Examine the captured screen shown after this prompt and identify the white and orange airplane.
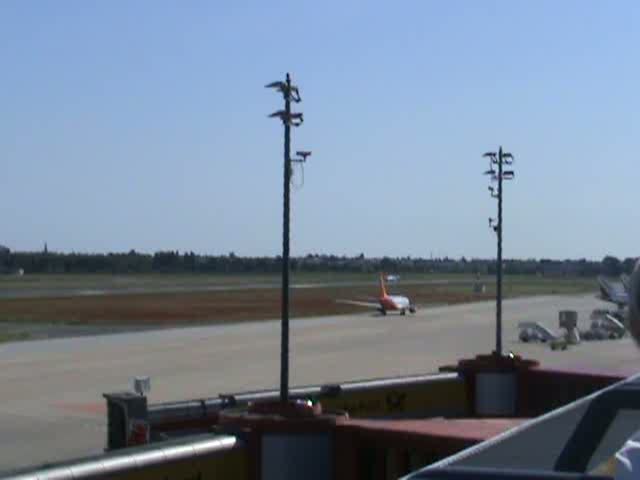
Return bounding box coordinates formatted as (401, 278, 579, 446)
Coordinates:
(338, 273, 416, 316)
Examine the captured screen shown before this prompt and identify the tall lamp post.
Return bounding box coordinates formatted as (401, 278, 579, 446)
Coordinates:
(266, 73, 311, 403)
(483, 147, 515, 356)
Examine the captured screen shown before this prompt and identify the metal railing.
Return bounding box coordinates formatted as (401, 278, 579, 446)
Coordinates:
(0, 435, 242, 480)
(148, 372, 463, 427)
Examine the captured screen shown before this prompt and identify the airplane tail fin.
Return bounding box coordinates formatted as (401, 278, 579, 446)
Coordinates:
(379, 273, 388, 297)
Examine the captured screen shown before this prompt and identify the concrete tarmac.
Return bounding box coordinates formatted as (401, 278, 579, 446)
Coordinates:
(1, 294, 639, 473)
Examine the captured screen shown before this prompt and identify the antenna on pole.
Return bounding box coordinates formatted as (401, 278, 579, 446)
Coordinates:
(483, 146, 516, 356)
(266, 73, 311, 404)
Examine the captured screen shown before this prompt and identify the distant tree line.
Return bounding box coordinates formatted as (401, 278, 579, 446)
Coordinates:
(0, 247, 635, 277)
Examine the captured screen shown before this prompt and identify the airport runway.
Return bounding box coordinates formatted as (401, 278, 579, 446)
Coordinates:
(0, 278, 467, 299)
(1, 294, 639, 473)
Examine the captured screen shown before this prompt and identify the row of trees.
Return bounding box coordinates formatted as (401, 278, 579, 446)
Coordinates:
(0, 248, 635, 276)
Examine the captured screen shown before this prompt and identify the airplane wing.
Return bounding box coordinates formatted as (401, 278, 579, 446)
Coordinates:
(336, 299, 381, 309)
(621, 274, 631, 292)
(598, 275, 628, 305)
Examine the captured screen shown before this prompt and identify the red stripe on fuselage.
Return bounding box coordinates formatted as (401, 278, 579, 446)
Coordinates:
(380, 296, 399, 310)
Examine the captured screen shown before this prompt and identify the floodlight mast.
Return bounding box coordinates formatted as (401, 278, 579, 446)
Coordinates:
(483, 146, 515, 356)
(266, 73, 309, 404)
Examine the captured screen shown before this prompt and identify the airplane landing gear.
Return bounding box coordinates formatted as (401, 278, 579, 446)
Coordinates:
(409, 307, 416, 314)
(379, 308, 387, 316)
(400, 309, 406, 316)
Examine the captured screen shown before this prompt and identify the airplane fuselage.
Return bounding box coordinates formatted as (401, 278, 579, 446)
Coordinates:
(379, 294, 414, 315)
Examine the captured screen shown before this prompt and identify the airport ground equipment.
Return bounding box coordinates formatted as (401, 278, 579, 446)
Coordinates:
(559, 311, 581, 345)
(518, 322, 559, 344)
(582, 310, 627, 341)
(517, 321, 569, 351)
(601, 314, 626, 338)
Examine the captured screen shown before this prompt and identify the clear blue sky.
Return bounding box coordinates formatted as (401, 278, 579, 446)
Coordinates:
(0, 1, 637, 260)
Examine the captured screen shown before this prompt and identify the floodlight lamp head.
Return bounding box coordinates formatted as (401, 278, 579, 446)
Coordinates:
(265, 81, 286, 90)
(268, 110, 286, 118)
(502, 153, 514, 160)
(503, 171, 515, 179)
(289, 112, 304, 126)
(296, 150, 312, 159)
(483, 169, 496, 176)
(290, 86, 302, 102)
(483, 152, 497, 159)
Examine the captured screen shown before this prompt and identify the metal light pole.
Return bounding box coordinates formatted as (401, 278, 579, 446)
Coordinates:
(483, 147, 515, 356)
(266, 74, 310, 403)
